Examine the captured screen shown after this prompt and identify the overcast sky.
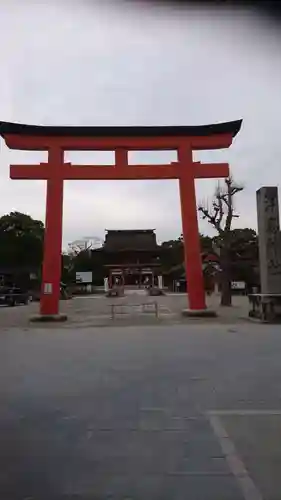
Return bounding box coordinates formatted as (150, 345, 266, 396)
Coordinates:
(0, 0, 280, 248)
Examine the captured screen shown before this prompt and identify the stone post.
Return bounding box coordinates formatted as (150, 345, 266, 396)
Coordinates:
(158, 275, 163, 290)
(257, 187, 281, 294)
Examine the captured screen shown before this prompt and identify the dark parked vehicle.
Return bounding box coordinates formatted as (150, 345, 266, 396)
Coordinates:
(0, 286, 30, 307)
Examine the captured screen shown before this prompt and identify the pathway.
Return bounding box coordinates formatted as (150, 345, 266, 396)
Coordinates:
(0, 323, 280, 498)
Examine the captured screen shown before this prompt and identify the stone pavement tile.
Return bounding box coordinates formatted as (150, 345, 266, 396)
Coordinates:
(59, 474, 244, 500)
(170, 456, 231, 475)
(222, 414, 281, 459)
(245, 462, 281, 500)
(137, 409, 195, 431)
(222, 414, 281, 500)
(0, 422, 236, 499)
(74, 430, 184, 473)
(163, 475, 245, 500)
(181, 435, 226, 459)
(137, 412, 218, 433)
(62, 475, 167, 500)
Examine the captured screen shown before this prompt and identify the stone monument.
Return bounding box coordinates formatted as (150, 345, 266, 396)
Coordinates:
(104, 277, 109, 293)
(257, 187, 281, 294)
(158, 275, 163, 290)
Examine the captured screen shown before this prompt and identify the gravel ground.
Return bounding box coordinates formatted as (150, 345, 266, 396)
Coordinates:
(0, 293, 250, 329)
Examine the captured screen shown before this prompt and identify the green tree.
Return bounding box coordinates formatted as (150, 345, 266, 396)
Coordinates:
(160, 233, 215, 278)
(200, 234, 214, 254)
(0, 212, 44, 271)
(161, 235, 184, 271)
(227, 228, 259, 285)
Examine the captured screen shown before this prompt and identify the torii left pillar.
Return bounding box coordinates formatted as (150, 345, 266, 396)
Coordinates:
(40, 147, 65, 318)
(178, 146, 206, 312)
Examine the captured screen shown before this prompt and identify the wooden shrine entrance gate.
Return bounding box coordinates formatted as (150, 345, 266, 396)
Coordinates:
(0, 120, 242, 319)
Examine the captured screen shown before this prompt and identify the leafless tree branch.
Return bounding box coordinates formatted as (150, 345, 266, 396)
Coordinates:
(198, 176, 244, 306)
(198, 177, 243, 234)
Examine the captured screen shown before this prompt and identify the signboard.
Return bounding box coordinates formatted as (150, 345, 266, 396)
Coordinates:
(231, 281, 245, 290)
(43, 283, 52, 294)
(141, 269, 153, 274)
(104, 278, 109, 292)
(76, 271, 92, 283)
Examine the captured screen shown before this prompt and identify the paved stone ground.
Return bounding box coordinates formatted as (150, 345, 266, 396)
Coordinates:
(1, 315, 281, 499)
(0, 292, 250, 329)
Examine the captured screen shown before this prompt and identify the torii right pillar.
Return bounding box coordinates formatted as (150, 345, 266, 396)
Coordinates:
(177, 123, 243, 317)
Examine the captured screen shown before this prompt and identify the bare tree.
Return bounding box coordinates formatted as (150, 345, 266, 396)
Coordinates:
(67, 236, 103, 257)
(198, 177, 243, 306)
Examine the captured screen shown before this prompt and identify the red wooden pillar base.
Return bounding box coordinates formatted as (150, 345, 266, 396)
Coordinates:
(40, 149, 64, 317)
(179, 147, 206, 311)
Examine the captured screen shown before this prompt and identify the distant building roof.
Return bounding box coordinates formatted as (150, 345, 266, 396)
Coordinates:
(105, 229, 155, 233)
(104, 229, 158, 252)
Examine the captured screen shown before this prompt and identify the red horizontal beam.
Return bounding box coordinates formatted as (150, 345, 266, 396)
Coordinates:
(10, 164, 50, 179)
(10, 163, 181, 180)
(63, 164, 181, 180)
(190, 133, 233, 150)
(4, 134, 188, 151)
(10, 162, 230, 181)
(194, 162, 229, 179)
(4, 132, 234, 152)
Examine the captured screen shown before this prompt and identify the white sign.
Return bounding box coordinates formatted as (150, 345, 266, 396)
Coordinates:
(76, 271, 92, 283)
(231, 281, 246, 290)
(158, 275, 163, 289)
(44, 283, 52, 294)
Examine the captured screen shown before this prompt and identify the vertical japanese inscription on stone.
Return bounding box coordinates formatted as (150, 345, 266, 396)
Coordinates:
(257, 187, 281, 293)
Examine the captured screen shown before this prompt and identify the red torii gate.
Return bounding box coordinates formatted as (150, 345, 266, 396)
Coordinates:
(0, 120, 242, 320)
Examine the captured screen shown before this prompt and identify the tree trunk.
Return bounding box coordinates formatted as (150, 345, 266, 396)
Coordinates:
(220, 248, 232, 306)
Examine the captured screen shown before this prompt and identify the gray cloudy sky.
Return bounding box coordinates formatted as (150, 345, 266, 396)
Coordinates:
(0, 0, 280, 247)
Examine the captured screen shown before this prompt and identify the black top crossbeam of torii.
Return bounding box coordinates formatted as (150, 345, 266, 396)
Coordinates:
(0, 120, 242, 138)
(0, 120, 242, 151)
